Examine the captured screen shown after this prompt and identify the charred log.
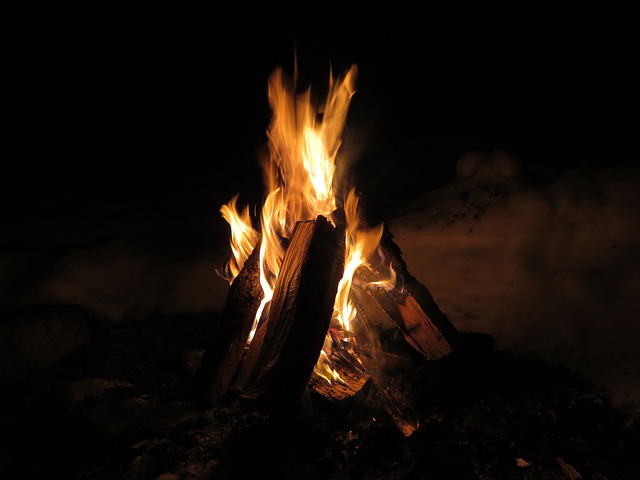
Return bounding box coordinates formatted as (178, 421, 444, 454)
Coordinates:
(355, 270, 454, 361)
(332, 203, 460, 358)
(235, 216, 345, 417)
(378, 221, 461, 354)
(195, 247, 263, 404)
(308, 330, 372, 404)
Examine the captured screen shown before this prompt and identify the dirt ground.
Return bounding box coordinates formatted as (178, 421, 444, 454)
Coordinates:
(1, 312, 639, 480)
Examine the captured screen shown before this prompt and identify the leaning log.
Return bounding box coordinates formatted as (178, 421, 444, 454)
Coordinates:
(235, 215, 345, 417)
(333, 203, 460, 359)
(195, 246, 263, 404)
(356, 268, 454, 361)
(378, 222, 461, 354)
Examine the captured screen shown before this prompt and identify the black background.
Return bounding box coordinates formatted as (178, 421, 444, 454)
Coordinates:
(7, 6, 639, 214)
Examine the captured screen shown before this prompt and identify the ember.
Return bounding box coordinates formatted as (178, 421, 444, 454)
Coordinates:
(196, 64, 460, 428)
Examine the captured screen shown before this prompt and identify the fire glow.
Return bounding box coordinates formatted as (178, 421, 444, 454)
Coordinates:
(219, 64, 392, 383)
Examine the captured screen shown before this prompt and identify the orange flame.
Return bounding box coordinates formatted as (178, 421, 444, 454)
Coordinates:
(334, 189, 384, 336)
(219, 63, 387, 382)
(219, 194, 259, 282)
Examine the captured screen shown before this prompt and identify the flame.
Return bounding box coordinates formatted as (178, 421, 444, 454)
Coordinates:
(219, 62, 389, 382)
(219, 194, 259, 282)
(334, 189, 384, 336)
(263, 65, 357, 228)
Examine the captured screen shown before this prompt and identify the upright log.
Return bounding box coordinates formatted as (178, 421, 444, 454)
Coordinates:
(235, 215, 345, 417)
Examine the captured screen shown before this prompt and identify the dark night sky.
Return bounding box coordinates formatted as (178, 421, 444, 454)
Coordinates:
(7, 7, 638, 214)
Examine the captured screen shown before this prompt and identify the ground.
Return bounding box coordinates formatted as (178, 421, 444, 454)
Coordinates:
(4, 11, 639, 480)
(1, 311, 638, 480)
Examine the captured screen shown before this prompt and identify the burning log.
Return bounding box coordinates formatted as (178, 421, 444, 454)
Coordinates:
(234, 216, 345, 416)
(308, 329, 372, 403)
(379, 224, 461, 355)
(196, 246, 264, 404)
(354, 226, 460, 361)
(197, 216, 346, 416)
(337, 206, 460, 361)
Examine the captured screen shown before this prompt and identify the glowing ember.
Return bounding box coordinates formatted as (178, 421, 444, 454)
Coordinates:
(219, 63, 392, 383)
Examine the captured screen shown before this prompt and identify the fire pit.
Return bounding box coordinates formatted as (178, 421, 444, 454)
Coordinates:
(195, 64, 460, 432)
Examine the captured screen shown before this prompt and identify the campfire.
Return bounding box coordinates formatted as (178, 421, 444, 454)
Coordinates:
(196, 64, 460, 434)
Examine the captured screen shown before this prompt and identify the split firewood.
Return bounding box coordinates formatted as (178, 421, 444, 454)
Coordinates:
(355, 268, 454, 361)
(308, 366, 370, 404)
(196, 246, 263, 404)
(376, 222, 461, 355)
(352, 229, 459, 361)
(234, 216, 345, 417)
(307, 281, 413, 405)
(333, 204, 460, 359)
